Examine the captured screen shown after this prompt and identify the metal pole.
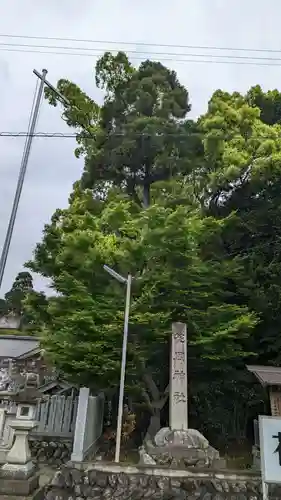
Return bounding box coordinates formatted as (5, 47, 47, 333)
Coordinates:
(33, 69, 70, 106)
(115, 273, 132, 463)
(0, 69, 47, 290)
(262, 480, 268, 500)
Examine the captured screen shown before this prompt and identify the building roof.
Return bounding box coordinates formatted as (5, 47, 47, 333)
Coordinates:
(246, 365, 281, 386)
(39, 379, 77, 394)
(0, 335, 40, 359)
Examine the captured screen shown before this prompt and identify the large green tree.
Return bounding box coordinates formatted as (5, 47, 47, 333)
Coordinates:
(26, 183, 257, 438)
(198, 88, 281, 366)
(45, 52, 201, 208)
(4, 271, 33, 320)
(26, 55, 269, 447)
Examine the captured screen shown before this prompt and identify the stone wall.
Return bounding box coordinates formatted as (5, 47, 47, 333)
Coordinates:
(29, 436, 72, 466)
(44, 462, 281, 499)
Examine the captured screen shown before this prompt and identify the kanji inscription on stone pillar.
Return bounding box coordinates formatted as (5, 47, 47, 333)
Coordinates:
(169, 322, 188, 431)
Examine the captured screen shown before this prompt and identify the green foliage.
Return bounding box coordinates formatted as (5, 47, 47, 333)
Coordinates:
(0, 272, 44, 334)
(199, 88, 281, 367)
(190, 367, 266, 449)
(2, 271, 33, 318)
(0, 298, 7, 316)
(26, 185, 257, 397)
(197, 90, 281, 209)
(26, 53, 281, 445)
(45, 52, 201, 208)
(86, 54, 198, 208)
(95, 51, 135, 95)
(247, 85, 281, 125)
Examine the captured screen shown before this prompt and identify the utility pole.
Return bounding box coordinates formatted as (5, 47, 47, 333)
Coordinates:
(33, 69, 70, 106)
(0, 68, 71, 293)
(0, 69, 48, 291)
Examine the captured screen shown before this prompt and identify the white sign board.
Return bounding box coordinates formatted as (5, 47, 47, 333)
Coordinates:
(259, 415, 281, 484)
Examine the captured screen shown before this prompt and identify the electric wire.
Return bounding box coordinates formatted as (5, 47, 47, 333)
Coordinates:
(2, 42, 281, 63)
(1, 131, 281, 140)
(1, 33, 281, 54)
(1, 45, 281, 67)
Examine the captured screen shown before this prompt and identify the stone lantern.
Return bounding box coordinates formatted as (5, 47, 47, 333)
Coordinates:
(0, 362, 42, 496)
(2, 390, 39, 477)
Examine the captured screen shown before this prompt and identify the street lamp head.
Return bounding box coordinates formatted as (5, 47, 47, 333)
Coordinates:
(103, 265, 127, 284)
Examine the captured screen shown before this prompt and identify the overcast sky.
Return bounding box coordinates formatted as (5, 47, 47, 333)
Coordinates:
(0, 0, 280, 296)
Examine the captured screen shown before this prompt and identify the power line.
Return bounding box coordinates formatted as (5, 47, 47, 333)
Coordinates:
(1, 131, 281, 140)
(3, 42, 281, 63)
(2, 46, 281, 67)
(0, 33, 281, 54)
(0, 132, 79, 137)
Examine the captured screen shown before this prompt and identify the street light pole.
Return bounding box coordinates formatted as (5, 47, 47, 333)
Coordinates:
(103, 265, 132, 463)
(115, 272, 132, 463)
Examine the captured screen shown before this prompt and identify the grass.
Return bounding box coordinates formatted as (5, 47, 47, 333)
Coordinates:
(0, 328, 36, 336)
(0, 328, 21, 335)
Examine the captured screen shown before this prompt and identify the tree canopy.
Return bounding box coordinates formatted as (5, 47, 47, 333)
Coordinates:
(0, 271, 33, 319)
(198, 89, 281, 364)
(45, 52, 201, 208)
(24, 52, 281, 448)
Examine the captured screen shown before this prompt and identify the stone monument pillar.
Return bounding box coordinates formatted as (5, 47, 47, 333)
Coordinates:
(139, 322, 221, 468)
(170, 322, 188, 431)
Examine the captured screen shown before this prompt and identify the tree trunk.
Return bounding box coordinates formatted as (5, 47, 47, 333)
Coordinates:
(143, 162, 150, 208)
(144, 411, 161, 443)
(143, 182, 150, 208)
(141, 371, 169, 443)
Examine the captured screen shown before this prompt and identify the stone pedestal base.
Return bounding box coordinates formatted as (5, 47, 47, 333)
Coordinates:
(0, 446, 9, 466)
(0, 420, 38, 496)
(0, 468, 39, 495)
(2, 459, 36, 479)
(5, 419, 36, 466)
(139, 427, 221, 468)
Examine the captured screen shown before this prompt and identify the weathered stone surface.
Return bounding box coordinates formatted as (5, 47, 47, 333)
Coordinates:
(139, 323, 220, 471)
(42, 463, 281, 499)
(51, 470, 66, 488)
(29, 437, 72, 465)
(0, 472, 39, 495)
(142, 428, 220, 469)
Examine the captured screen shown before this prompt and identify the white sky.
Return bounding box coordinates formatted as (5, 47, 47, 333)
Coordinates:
(0, 0, 280, 295)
